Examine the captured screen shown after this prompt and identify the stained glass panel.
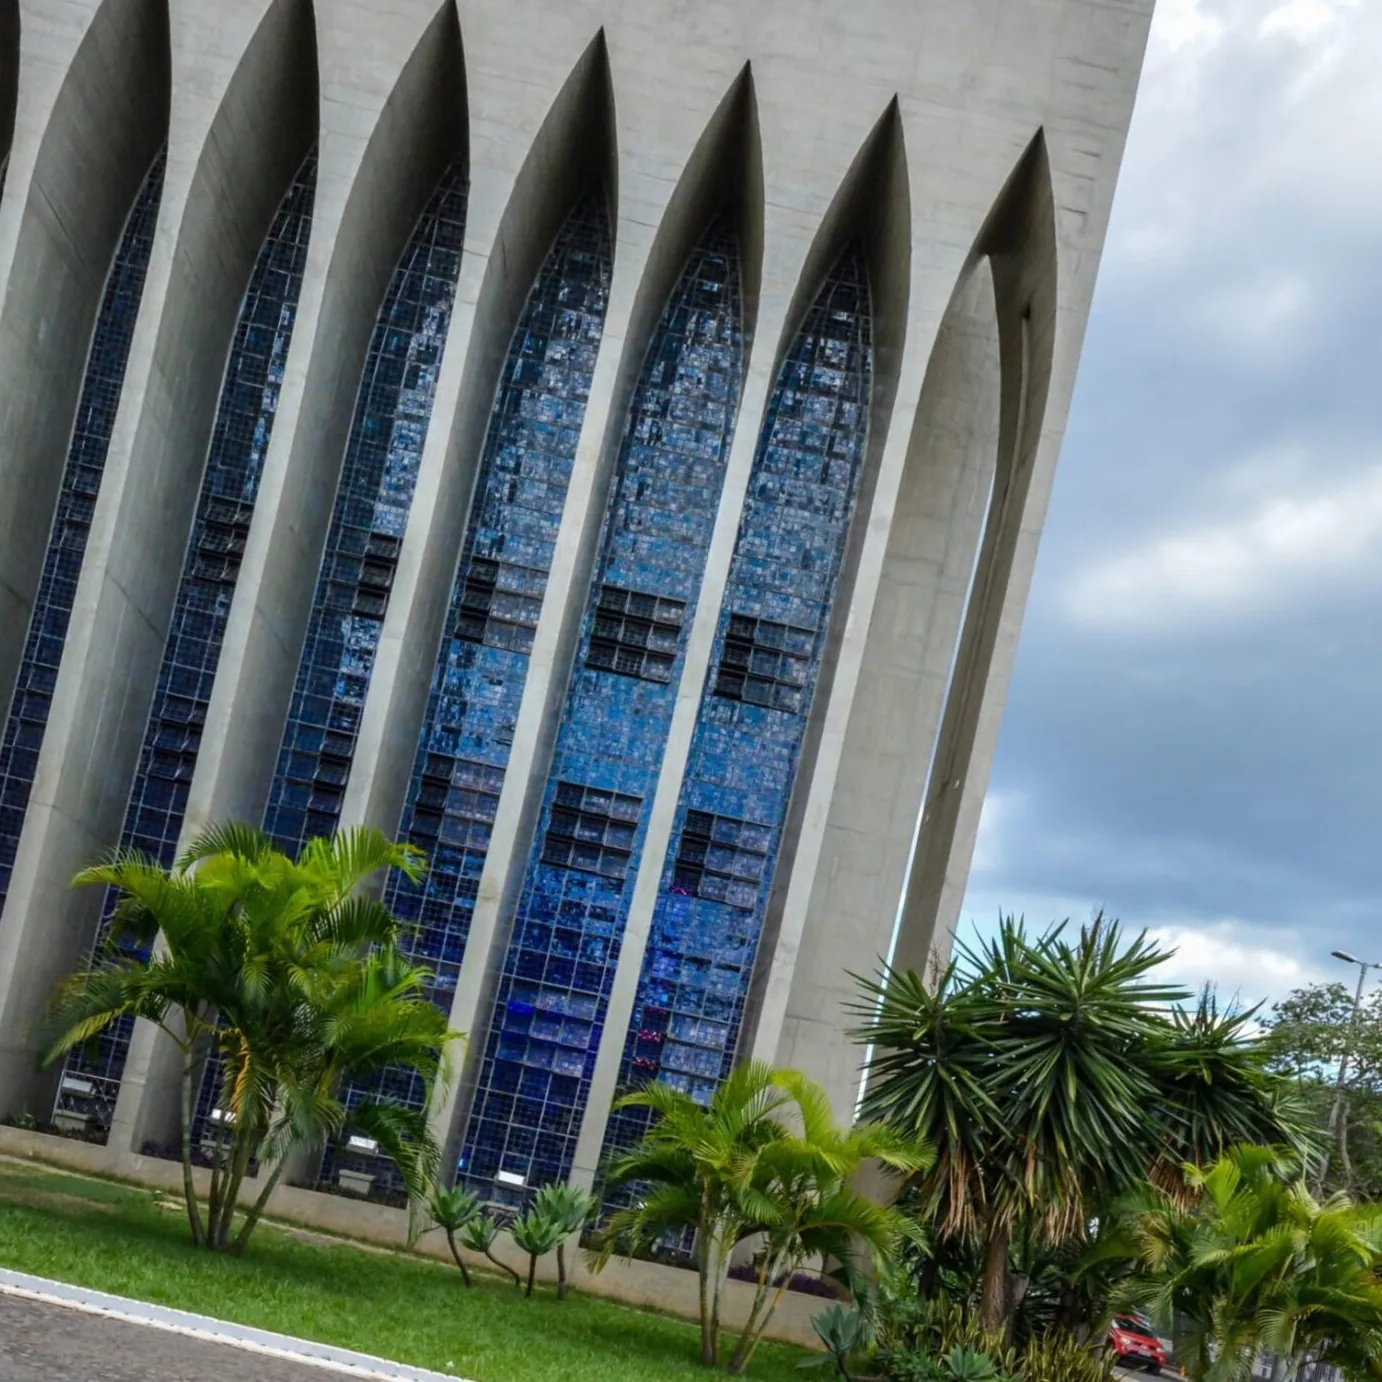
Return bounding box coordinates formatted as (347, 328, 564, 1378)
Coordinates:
(457, 219, 745, 1199)
(602, 247, 872, 1162)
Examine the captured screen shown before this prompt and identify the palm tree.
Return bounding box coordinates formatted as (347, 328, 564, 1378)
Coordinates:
(854, 917, 1301, 1334)
(43, 823, 459, 1252)
(724, 1071, 930, 1374)
(595, 1061, 807, 1367)
(1117, 1146, 1382, 1382)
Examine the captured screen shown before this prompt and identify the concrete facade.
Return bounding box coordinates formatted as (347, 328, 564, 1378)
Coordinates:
(0, 0, 1152, 1216)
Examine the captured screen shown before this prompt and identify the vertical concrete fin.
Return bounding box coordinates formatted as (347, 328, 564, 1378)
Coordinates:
(0, 0, 170, 731)
(350, 25, 620, 846)
(892, 128, 1058, 980)
(189, 0, 470, 838)
(733, 98, 912, 1072)
(0, 0, 17, 190)
(51, 0, 324, 1149)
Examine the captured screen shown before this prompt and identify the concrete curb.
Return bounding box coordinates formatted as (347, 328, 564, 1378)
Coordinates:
(0, 1267, 473, 1381)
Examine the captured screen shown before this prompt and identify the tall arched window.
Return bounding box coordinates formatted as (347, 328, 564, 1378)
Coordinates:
(603, 247, 872, 1158)
(322, 191, 614, 1195)
(458, 219, 745, 1198)
(0, 149, 167, 918)
(55, 151, 319, 1132)
(261, 162, 468, 859)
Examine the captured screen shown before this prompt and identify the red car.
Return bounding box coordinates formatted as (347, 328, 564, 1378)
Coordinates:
(1108, 1315, 1168, 1373)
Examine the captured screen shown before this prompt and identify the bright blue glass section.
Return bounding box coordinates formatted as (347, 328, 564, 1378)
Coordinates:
(321, 193, 614, 1194)
(0, 149, 167, 920)
(602, 246, 872, 1158)
(54, 151, 319, 1133)
(458, 220, 745, 1198)
(262, 162, 469, 860)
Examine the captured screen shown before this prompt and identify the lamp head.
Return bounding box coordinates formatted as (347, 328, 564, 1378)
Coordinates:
(1334, 950, 1362, 965)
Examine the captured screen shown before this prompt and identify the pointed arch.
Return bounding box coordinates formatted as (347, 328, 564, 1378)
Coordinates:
(351, 29, 621, 853)
(893, 130, 1058, 968)
(260, 1, 470, 861)
(49, 0, 323, 1139)
(0, 0, 170, 731)
(598, 102, 912, 1140)
(200, 0, 470, 844)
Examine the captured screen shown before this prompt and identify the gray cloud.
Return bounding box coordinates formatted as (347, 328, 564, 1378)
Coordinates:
(958, 0, 1382, 1003)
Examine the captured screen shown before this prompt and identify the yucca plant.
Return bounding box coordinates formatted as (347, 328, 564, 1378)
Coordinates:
(511, 1205, 564, 1298)
(430, 1185, 482, 1287)
(533, 1182, 596, 1300)
(461, 1210, 521, 1289)
(854, 917, 1302, 1333)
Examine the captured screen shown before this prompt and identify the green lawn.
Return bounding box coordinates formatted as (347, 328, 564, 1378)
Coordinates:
(0, 1159, 810, 1382)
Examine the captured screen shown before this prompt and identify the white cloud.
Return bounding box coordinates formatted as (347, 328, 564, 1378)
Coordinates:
(1063, 460, 1382, 629)
(1145, 919, 1330, 1006)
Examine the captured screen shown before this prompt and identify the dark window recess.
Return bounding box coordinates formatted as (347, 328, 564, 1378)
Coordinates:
(353, 533, 401, 619)
(714, 614, 813, 713)
(192, 498, 254, 586)
(454, 557, 546, 652)
(670, 809, 770, 910)
(410, 756, 504, 846)
(586, 585, 685, 683)
(542, 781, 642, 880)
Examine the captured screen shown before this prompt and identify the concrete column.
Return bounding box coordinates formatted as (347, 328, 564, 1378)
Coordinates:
(0, 0, 328, 1121)
(114, 0, 471, 1150)
(0, 0, 16, 181)
(0, 0, 169, 739)
(341, 28, 617, 852)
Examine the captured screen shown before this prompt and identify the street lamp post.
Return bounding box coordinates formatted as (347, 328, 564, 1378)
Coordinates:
(1324, 950, 1380, 1190)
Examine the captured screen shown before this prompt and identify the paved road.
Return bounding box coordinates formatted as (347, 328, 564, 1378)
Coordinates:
(0, 1294, 341, 1381)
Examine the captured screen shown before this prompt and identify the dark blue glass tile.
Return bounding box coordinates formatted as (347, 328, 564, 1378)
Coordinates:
(602, 246, 872, 1161)
(323, 193, 612, 1195)
(54, 151, 319, 1132)
(262, 162, 469, 862)
(457, 219, 745, 1200)
(0, 149, 166, 926)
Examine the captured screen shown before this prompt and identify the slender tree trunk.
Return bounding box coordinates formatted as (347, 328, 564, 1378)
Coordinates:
(206, 1128, 227, 1249)
(697, 1234, 718, 1366)
(178, 1040, 205, 1247)
(214, 1124, 255, 1249)
(486, 1246, 522, 1290)
(444, 1228, 472, 1288)
(729, 1253, 794, 1375)
(525, 1253, 537, 1298)
(979, 1218, 1013, 1336)
(232, 1150, 290, 1254)
(556, 1242, 568, 1301)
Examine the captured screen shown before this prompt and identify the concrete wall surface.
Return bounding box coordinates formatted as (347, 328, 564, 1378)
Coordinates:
(0, 0, 1152, 1281)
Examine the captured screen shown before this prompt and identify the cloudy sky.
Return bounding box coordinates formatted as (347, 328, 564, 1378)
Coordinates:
(958, 0, 1382, 1009)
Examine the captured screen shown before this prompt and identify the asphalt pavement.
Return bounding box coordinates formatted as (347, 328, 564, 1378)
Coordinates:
(0, 1293, 354, 1381)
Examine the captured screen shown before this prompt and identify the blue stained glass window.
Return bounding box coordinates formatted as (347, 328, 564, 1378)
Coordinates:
(262, 162, 469, 860)
(0, 149, 166, 921)
(457, 219, 745, 1199)
(601, 246, 872, 1160)
(320, 194, 613, 1193)
(53, 151, 319, 1133)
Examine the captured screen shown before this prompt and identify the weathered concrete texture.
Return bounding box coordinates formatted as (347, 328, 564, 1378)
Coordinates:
(0, 0, 1151, 1262)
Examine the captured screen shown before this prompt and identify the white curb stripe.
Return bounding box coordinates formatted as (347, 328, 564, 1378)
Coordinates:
(0, 1268, 473, 1382)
